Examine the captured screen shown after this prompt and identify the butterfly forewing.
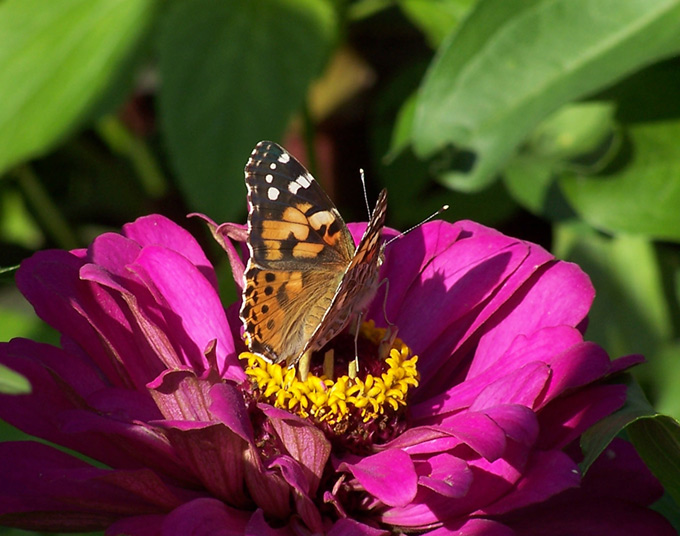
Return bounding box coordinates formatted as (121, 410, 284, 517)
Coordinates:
(241, 141, 386, 366)
(244, 142, 354, 269)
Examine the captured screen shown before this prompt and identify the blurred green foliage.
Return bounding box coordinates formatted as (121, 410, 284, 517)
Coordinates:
(2, 0, 680, 532)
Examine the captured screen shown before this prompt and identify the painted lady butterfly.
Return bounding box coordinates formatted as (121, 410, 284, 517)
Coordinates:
(240, 141, 386, 369)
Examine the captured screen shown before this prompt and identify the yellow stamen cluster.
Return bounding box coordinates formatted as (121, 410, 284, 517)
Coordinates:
(240, 322, 419, 426)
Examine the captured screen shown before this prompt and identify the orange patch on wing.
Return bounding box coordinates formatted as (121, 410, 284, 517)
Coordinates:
(294, 202, 313, 214)
(263, 240, 283, 261)
(261, 220, 309, 241)
(282, 206, 309, 225)
(292, 242, 325, 258)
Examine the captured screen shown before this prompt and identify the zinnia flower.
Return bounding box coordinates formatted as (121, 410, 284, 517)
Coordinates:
(0, 213, 672, 535)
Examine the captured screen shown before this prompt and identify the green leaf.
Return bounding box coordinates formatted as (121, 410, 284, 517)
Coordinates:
(628, 415, 680, 505)
(519, 101, 617, 163)
(554, 222, 672, 361)
(0, 364, 30, 395)
(412, 0, 680, 192)
(649, 341, 680, 418)
(559, 119, 680, 241)
(398, 0, 474, 48)
(581, 377, 654, 474)
(0, 189, 43, 249)
(504, 101, 617, 216)
(158, 0, 336, 222)
(0, 0, 158, 175)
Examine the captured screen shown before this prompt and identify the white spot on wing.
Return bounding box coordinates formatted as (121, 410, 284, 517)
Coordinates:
(278, 152, 290, 163)
(288, 182, 301, 194)
(265, 174, 274, 183)
(267, 187, 280, 200)
(270, 163, 277, 170)
(296, 175, 311, 188)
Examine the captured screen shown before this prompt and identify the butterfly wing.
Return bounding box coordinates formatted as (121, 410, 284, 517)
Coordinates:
(241, 141, 356, 364)
(300, 188, 387, 356)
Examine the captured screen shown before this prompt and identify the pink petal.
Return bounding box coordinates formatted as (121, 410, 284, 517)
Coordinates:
(470, 260, 593, 377)
(159, 498, 249, 536)
(0, 441, 190, 532)
(106, 515, 163, 536)
(481, 450, 580, 514)
(122, 214, 219, 291)
(538, 384, 627, 449)
(130, 246, 242, 379)
(245, 509, 294, 536)
(261, 405, 331, 494)
(327, 518, 390, 535)
(417, 453, 472, 498)
(426, 518, 514, 536)
(339, 449, 417, 507)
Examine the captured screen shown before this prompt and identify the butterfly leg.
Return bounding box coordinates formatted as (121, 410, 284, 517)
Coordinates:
(349, 311, 365, 379)
(298, 349, 312, 381)
(323, 349, 335, 379)
(375, 277, 399, 360)
(377, 277, 394, 328)
(378, 324, 399, 360)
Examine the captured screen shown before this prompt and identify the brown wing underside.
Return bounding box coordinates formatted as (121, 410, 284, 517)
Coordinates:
(241, 267, 343, 364)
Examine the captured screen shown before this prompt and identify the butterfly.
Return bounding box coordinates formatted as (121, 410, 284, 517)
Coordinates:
(240, 140, 387, 369)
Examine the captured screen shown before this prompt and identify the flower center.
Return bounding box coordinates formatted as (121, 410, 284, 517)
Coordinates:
(239, 321, 419, 450)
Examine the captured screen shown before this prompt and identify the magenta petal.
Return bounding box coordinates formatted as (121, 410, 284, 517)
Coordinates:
(0, 441, 189, 532)
(393, 234, 530, 361)
(480, 405, 539, 446)
(209, 382, 256, 444)
(435, 411, 507, 461)
(417, 453, 472, 498)
(339, 449, 417, 507)
(0, 341, 175, 472)
(471, 260, 594, 377)
(149, 368, 214, 421)
(481, 450, 580, 514)
(328, 518, 390, 536)
(412, 326, 585, 419)
(469, 361, 551, 411)
(160, 498, 249, 536)
(106, 515, 163, 536)
(122, 214, 219, 291)
(159, 423, 250, 508)
(356, 220, 462, 323)
(245, 509, 294, 536)
(130, 246, 242, 379)
(502, 499, 675, 536)
(270, 456, 323, 532)
(427, 518, 514, 536)
(380, 426, 469, 455)
(584, 439, 663, 504)
(16, 250, 131, 383)
(537, 342, 612, 408)
(261, 405, 331, 494)
(499, 440, 673, 535)
(244, 459, 292, 520)
(538, 384, 627, 449)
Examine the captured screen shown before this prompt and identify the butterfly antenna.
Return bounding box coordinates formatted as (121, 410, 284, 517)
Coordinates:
(359, 168, 372, 218)
(384, 204, 449, 249)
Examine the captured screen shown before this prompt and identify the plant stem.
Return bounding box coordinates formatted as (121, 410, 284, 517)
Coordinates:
(14, 165, 79, 250)
(97, 115, 168, 198)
